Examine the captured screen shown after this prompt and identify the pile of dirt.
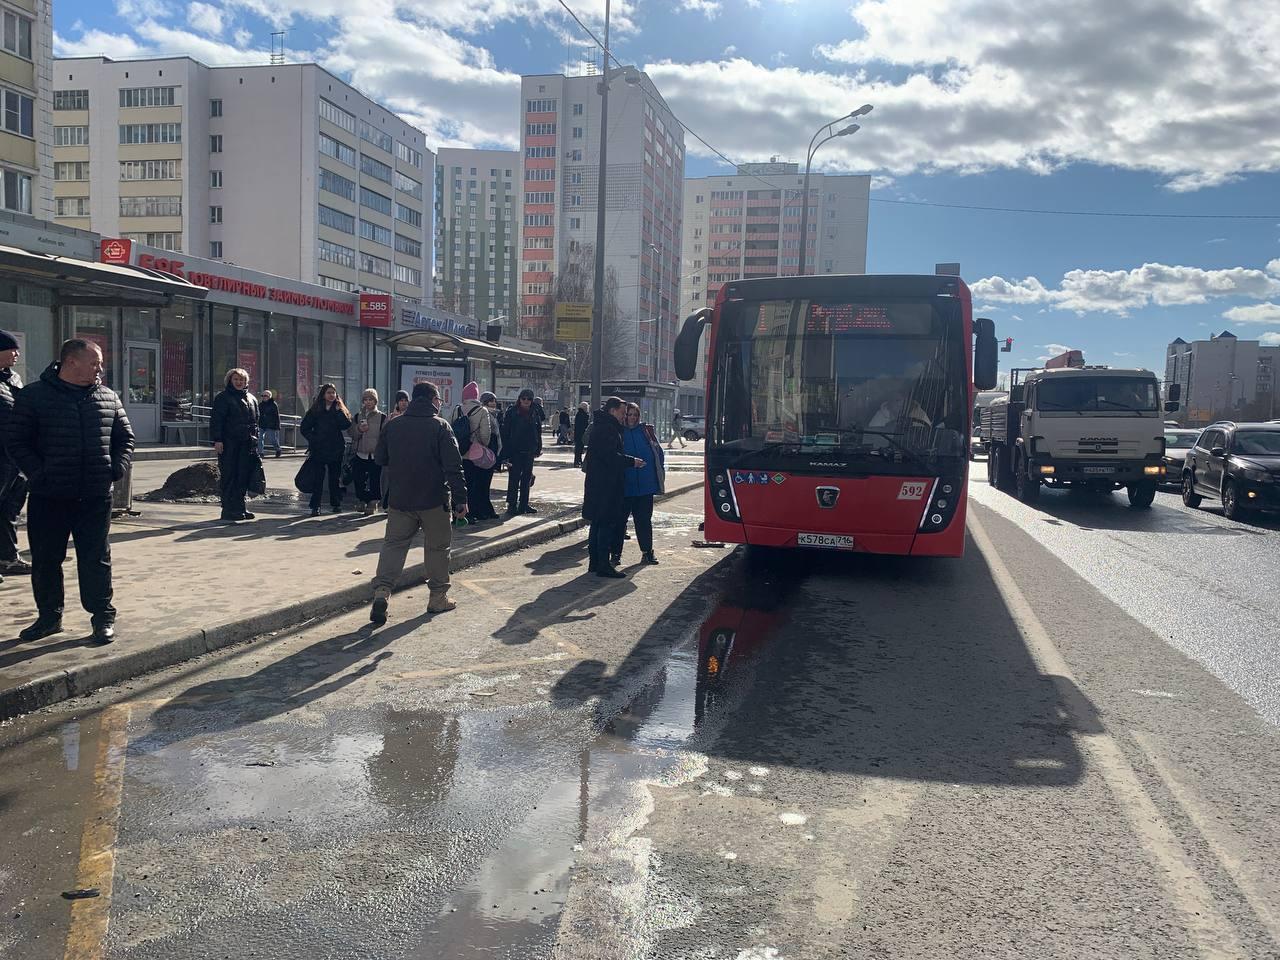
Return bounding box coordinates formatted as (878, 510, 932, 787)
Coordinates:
(153, 461, 220, 498)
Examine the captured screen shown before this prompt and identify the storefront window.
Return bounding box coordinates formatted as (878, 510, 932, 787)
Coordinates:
(238, 310, 265, 393)
(345, 325, 366, 408)
(160, 306, 195, 422)
(0, 281, 54, 382)
(322, 322, 346, 406)
(296, 319, 321, 411)
(122, 308, 160, 341)
(70, 306, 117, 388)
(267, 316, 296, 417)
(208, 304, 235, 400)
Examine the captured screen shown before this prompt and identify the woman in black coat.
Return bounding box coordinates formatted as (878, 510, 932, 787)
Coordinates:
(210, 368, 260, 523)
(300, 383, 352, 516)
(583, 397, 643, 578)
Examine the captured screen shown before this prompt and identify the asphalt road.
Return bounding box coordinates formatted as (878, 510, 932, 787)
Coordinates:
(2, 484, 1279, 959)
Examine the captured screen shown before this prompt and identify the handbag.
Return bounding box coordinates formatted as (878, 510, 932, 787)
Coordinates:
(247, 455, 267, 496)
(294, 456, 323, 495)
(465, 440, 497, 470)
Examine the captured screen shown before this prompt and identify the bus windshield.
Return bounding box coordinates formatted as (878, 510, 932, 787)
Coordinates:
(712, 297, 967, 470)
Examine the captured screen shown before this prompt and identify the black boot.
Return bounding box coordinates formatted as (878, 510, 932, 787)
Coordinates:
(642, 551, 659, 565)
(608, 552, 622, 567)
(19, 616, 63, 643)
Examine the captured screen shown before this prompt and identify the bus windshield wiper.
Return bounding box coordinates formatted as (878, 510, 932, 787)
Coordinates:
(858, 430, 936, 472)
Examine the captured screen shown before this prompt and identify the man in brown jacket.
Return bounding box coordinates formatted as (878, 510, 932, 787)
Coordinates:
(369, 381, 467, 624)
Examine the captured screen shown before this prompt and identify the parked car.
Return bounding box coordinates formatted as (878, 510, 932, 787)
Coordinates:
(680, 416, 706, 441)
(1181, 421, 1280, 520)
(1161, 429, 1200, 488)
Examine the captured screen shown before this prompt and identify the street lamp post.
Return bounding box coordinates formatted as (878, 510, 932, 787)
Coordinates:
(796, 104, 872, 276)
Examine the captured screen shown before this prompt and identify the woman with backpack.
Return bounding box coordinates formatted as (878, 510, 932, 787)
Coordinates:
(348, 388, 387, 516)
(300, 383, 352, 516)
(455, 382, 500, 524)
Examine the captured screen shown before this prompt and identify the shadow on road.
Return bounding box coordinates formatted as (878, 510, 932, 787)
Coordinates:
(1004, 485, 1267, 536)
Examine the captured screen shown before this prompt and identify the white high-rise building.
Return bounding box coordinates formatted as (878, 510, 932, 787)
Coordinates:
(0, 0, 53, 219)
(518, 68, 684, 385)
(51, 57, 433, 301)
(1166, 331, 1280, 425)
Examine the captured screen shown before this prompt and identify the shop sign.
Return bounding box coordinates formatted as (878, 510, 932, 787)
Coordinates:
(359, 293, 393, 328)
(398, 305, 475, 337)
(400, 364, 463, 408)
(100, 237, 132, 265)
(134, 254, 356, 317)
(0, 219, 94, 259)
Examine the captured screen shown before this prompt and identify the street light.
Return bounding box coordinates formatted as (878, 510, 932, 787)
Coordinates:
(797, 104, 872, 275)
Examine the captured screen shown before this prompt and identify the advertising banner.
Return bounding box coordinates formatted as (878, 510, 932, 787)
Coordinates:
(237, 350, 260, 391)
(100, 237, 132, 265)
(359, 293, 393, 328)
(400, 364, 463, 409)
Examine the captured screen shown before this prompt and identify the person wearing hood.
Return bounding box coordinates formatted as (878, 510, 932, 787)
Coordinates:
(348, 388, 387, 516)
(458, 381, 499, 524)
(4, 339, 134, 644)
(611, 402, 664, 566)
(500, 387, 542, 517)
(573, 401, 590, 468)
(211, 368, 261, 523)
(583, 397, 645, 578)
(0, 328, 30, 577)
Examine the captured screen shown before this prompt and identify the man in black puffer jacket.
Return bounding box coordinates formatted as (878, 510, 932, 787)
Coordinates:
(0, 328, 28, 580)
(4, 339, 135, 644)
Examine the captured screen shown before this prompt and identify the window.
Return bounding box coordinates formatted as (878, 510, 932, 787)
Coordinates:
(54, 89, 88, 111)
(55, 196, 89, 217)
(318, 238, 355, 268)
(695, 194, 704, 204)
(2, 11, 32, 59)
(526, 98, 557, 113)
(120, 87, 177, 108)
(524, 213, 552, 227)
(526, 168, 554, 181)
(319, 98, 357, 134)
(359, 220, 392, 246)
(319, 133, 355, 166)
(393, 170, 422, 199)
(524, 236, 553, 249)
(210, 241, 223, 258)
(360, 153, 393, 183)
(209, 169, 223, 189)
(209, 205, 223, 223)
(569, 171, 582, 185)
(320, 167, 356, 201)
(395, 142, 422, 168)
(359, 186, 392, 215)
(525, 146, 556, 158)
(1, 168, 30, 214)
(526, 122, 556, 136)
(573, 103, 583, 116)
(2, 89, 33, 137)
(319, 275, 356, 292)
(568, 149, 582, 161)
(118, 195, 182, 217)
(120, 159, 179, 180)
(572, 126, 583, 139)
(359, 121, 393, 153)
(569, 216, 581, 229)
(318, 204, 355, 234)
(54, 161, 90, 181)
(122, 232, 181, 251)
(359, 251, 392, 278)
(525, 191, 555, 205)
(571, 195, 582, 206)
(209, 134, 222, 153)
(395, 233, 422, 258)
(524, 282, 551, 295)
(210, 98, 222, 117)
(395, 203, 422, 227)
(393, 264, 421, 286)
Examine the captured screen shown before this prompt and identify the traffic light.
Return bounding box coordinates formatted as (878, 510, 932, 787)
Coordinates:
(1000, 337, 1013, 353)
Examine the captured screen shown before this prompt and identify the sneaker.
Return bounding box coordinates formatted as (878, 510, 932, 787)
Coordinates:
(310, 508, 321, 517)
(91, 618, 115, 644)
(239, 511, 256, 520)
(19, 616, 63, 643)
(427, 597, 457, 614)
(363, 502, 375, 517)
(0, 557, 33, 575)
(370, 597, 388, 626)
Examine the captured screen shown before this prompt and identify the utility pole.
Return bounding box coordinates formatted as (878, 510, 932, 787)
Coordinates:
(589, 0, 610, 412)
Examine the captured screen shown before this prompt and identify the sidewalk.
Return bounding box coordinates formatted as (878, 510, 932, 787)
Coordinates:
(0, 460, 702, 719)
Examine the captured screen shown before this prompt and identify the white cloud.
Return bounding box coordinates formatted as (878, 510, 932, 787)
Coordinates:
(722, 44, 737, 56)
(54, 28, 150, 58)
(1206, 237, 1227, 244)
(1260, 332, 1280, 346)
(1222, 303, 1280, 325)
(1040, 343, 1076, 355)
(681, 0, 721, 16)
(972, 261, 1280, 316)
(187, 1, 226, 35)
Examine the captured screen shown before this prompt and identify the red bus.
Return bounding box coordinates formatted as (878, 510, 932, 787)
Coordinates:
(674, 274, 998, 557)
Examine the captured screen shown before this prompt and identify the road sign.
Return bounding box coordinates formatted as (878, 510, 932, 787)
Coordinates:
(555, 302, 593, 341)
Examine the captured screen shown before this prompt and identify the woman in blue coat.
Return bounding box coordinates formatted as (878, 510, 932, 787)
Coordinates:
(611, 402, 665, 566)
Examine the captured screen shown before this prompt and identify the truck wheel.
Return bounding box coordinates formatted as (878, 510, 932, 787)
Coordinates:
(987, 449, 996, 486)
(1015, 459, 1041, 504)
(1222, 481, 1249, 522)
(994, 447, 1014, 492)
(1181, 473, 1202, 508)
(1127, 481, 1156, 509)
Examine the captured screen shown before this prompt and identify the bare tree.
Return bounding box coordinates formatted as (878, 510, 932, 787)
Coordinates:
(539, 242, 626, 402)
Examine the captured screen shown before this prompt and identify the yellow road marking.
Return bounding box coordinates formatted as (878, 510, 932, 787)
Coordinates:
(969, 513, 1244, 959)
(64, 703, 131, 960)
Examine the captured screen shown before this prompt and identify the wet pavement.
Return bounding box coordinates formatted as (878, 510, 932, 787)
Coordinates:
(2, 486, 1280, 958)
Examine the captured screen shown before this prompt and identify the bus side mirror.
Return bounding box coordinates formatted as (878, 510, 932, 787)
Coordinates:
(674, 309, 711, 381)
(1166, 384, 1181, 402)
(974, 317, 998, 390)
(1164, 400, 1181, 413)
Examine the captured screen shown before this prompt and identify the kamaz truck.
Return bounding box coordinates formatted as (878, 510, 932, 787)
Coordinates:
(979, 365, 1180, 508)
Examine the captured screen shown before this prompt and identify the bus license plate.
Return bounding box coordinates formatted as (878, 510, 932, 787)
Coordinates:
(797, 533, 855, 550)
(1082, 466, 1114, 474)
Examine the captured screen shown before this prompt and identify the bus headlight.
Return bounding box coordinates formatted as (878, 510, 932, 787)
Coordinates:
(918, 477, 962, 533)
(709, 470, 741, 522)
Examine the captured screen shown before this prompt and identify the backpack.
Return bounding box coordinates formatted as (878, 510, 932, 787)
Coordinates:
(451, 410, 472, 448)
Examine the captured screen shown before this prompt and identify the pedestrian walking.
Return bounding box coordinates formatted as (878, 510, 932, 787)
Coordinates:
(501, 388, 542, 517)
(583, 397, 645, 579)
(0, 329, 30, 579)
(557, 408, 571, 444)
(573, 401, 590, 468)
(668, 408, 686, 448)
(458, 382, 499, 524)
(612, 402, 665, 566)
(299, 383, 352, 516)
(4, 338, 134, 643)
(368, 381, 467, 624)
(210, 368, 261, 523)
(348, 389, 387, 516)
(257, 390, 283, 457)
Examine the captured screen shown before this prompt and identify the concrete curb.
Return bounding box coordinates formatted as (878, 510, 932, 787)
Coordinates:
(0, 477, 703, 721)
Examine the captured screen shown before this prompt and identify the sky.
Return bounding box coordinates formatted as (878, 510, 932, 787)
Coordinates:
(53, 0, 1280, 375)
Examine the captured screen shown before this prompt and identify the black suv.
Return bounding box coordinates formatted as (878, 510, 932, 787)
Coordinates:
(1182, 421, 1280, 520)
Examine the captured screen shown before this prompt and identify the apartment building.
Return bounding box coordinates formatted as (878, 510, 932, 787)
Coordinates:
(518, 68, 685, 386)
(0, 0, 52, 219)
(433, 147, 519, 326)
(675, 160, 871, 412)
(1166, 331, 1280, 425)
(51, 57, 432, 301)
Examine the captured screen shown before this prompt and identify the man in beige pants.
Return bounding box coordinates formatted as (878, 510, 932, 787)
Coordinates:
(369, 380, 467, 624)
